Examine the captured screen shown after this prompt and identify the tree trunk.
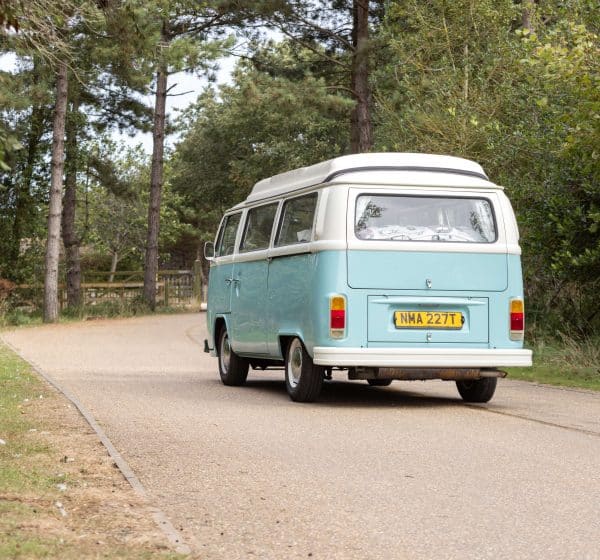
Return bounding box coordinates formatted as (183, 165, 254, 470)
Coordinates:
(350, 0, 373, 154)
(522, 0, 535, 32)
(43, 61, 68, 323)
(109, 249, 118, 283)
(61, 96, 82, 308)
(143, 44, 168, 310)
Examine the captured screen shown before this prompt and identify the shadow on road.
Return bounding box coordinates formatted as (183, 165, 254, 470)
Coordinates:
(99, 370, 470, 411)
(240, 378, 464, 409)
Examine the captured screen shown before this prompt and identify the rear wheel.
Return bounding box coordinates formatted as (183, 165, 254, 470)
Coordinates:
(456, 377, 497, 403)
(217, 326, 249, 386)
(285, 338, 323, 402)
(367, 379, 393, 387)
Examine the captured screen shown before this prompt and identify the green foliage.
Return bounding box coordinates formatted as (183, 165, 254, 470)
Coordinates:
(0, 0, 598, 338)
(0, 0, 155, 284)
(508, 334, 600, 390)
(0, 60, 53, 282)
(82, 140, 184, 271)
(375, 0, 520, 156)
(501, 19, 599, 334)
(169, 42, 352, 251)
(0, 124, 21, 171)
(374, 0, 599, 335)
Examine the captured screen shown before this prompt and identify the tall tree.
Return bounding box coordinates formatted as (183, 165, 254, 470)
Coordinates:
(57, 2, 153, 309)
(139, 1, 241, 309)
(0, 0, 98, 321)
(244, 0, 384, 153)
(61, 94, 82, 307)
(350, 0, 372, 152)
(44, 60, 68, 321)
(143, 20, 168, 309)
(87, 142, 183, 278)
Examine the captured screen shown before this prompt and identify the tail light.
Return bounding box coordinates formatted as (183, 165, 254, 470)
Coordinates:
(330, 295, 346, 339)
(510, 298, 525, 340)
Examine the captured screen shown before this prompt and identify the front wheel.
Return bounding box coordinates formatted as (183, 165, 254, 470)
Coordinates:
(218, 326, 249, 386)
(285, 338, 324, 402)
(456, 377, 497, 403)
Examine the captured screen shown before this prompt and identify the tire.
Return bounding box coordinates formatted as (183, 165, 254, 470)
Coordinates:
(217, 326, 249, 386)
(367, 379, 393, 387)
(456, 377, 497, 403)
(285, 338, 324, 402)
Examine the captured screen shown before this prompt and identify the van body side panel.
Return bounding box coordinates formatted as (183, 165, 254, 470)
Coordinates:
(206, 260, 234, 348)
(489, 254, 525, 348)
(266, 253, 317, 358)
(207, 261, 234, 314)
(230, 259, 270, 355)
(267, 250, 353, 359)
(306, 250, 361, 355)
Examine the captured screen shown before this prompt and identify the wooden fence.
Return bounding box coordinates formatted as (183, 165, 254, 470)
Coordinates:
(13, 264, 203, 310)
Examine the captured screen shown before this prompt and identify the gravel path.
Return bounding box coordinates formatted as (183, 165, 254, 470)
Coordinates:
(2, 313, 599, 560)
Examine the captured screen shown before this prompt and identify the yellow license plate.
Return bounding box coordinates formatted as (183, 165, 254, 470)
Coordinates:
(394, 311, 463, 329)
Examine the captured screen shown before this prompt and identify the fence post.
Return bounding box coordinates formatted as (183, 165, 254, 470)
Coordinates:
(193, 260, 202, 305)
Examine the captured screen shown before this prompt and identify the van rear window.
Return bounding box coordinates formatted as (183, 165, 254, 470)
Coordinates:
(355, 195, 496, 243)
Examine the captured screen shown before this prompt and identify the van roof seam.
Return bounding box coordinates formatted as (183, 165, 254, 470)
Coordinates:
(325, 166, 489, 182)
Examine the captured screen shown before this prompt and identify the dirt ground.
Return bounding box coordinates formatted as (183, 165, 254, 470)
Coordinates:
(1, 371, 185, 559)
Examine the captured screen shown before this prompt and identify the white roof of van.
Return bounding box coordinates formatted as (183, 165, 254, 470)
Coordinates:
(243, 153, 494, 205)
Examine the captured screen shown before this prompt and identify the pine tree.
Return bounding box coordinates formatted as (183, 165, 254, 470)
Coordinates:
(241, 0, 385, 153)
(136, 1, 243, 309)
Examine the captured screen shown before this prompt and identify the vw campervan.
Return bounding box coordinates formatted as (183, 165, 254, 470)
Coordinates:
(204, 153, 532, 402)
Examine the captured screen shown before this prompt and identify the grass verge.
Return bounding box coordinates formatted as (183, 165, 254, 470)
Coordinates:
(0, 344, 187, 559)
(507, 335, 600, 391)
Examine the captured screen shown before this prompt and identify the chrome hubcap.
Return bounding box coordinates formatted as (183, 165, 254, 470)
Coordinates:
(220, 332, 231, 373)
(288, 340, 303, 388)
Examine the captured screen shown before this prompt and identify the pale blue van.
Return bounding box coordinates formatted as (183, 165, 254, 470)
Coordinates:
(204, 153, 532, 402)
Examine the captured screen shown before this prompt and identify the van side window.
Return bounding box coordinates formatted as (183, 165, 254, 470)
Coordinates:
(215, 213, 241, 257)
(240, 203, 278, 252)
(275, 193, 318, 246)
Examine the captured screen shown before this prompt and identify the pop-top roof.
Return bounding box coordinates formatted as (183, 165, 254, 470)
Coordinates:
(244, 153, 492, 204)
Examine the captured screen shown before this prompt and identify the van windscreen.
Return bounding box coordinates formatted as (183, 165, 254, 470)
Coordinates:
(355, 195, 496, 243)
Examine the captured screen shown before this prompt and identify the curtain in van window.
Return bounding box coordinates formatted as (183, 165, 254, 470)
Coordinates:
(355, 196, 372, 232)
(354, 195, 496, 243)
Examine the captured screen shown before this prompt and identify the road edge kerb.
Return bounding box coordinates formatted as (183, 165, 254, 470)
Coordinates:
(0, 335, 192, 556)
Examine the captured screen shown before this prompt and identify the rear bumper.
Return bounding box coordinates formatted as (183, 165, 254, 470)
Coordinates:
(312, 347, 532, 368)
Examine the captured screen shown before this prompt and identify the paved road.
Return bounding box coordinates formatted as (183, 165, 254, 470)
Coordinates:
(2, 314, 599, 560)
